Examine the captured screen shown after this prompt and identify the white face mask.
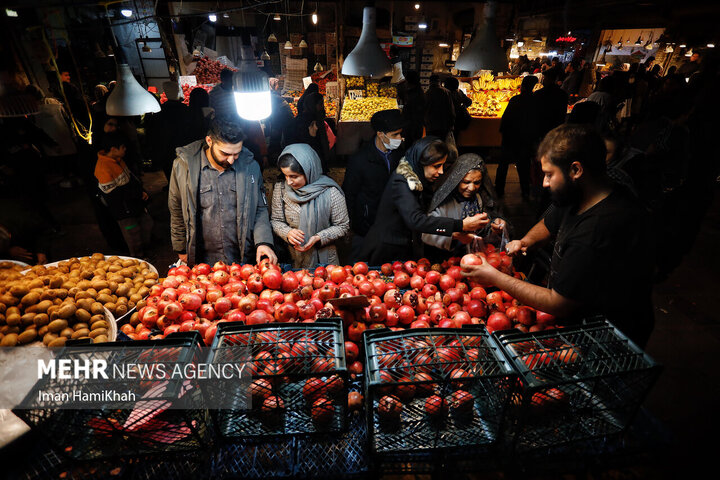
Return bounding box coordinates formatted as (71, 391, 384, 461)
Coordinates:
(382, 134, 402, 150)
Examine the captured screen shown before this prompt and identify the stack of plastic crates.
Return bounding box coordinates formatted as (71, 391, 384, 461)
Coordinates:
(13, 332, 213, 463)
(493, 319, 662, 469)
(363, 325, 516, 474)
(207, 318, 368, 478)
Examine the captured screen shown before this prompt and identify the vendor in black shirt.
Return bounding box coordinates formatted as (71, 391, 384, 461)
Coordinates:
(461, 124, 655, 348)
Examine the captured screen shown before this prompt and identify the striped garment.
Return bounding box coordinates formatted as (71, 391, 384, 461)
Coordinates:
(94, 152, 131, 194)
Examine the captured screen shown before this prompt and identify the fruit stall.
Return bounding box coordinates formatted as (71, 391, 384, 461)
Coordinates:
(0, 246, 663, 479)
(457, 74, 522, 148)
(335, 76, 400, 156)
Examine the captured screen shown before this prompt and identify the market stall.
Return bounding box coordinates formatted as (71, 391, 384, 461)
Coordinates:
(457, 74, 522, 148)
(335, 76, 400, 156)
(0, 247, 663, 479)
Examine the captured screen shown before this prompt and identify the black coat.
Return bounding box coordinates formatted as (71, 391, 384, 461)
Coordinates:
(342, 139, 403, 237)
(532, 85, 568, 140)
(359, 159, 462, 265)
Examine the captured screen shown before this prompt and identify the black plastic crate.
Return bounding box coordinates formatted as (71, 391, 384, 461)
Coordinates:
(206, 318, 348, 439)
(363, 326, 516, 455)
(13, 333, 213, 461)
(493, 320, 662, 456)
(211, 380, 368, 479)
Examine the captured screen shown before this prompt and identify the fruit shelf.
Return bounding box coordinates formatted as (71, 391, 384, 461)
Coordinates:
(13, 332, 212, 461)
(363, 326, 517, 455)
(210, 379, 368, 479)
(492, 319, 662, 458)
(206, 318, 348, 439)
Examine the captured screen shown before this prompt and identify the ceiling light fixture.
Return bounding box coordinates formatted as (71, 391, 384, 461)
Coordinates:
(679, 42, 686, 48)
(299, 39, 308, 48)
(635, 31, 643, 45)
(455, 1, 507, 73)
(208, 14, 217, 22)
(106, 64, 161, 116)
(517, 40, 524, 47)
(314, 62, 324, 72)
(261, 50, 271, 60)
(233, 45, 272, 121)
(268, 33, 278, 42)
(415, 3, 421, 10)
(439, 41, 449, 47)
(284, 41, 293, 49)
(312, 12, 318, 24)
(418, 20, 427, 29)
(685, 48, 693, 57)
(120, 9, 132, 18)
(341, 6, 392, 77)
(223, 13, 230, 19)
(665, 44, 673, 53)
(708, 43, 715, 48)
(274, 13, 281, 21)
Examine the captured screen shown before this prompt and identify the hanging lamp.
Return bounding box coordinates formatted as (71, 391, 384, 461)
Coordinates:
(635, 31, 643, 46)
(233, 45, 272, 121)
(261, 50, 271, 61)
(284, 41, 293, 50)
(455, 1, 507, 73)
(341, 6, 392, 77)
(299, 39, 308, 48)
(106, 64, 160, 116)
(268, 33, 278, 42)
(314, 62, 324, 72)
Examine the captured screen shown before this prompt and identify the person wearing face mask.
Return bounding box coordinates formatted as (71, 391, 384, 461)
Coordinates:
(422, 154, 508, 261)
(271, 144, 350, 268)
(461, 125, 655, 348)
(343, 109, 406, 261)
(359, 137, 489, 265)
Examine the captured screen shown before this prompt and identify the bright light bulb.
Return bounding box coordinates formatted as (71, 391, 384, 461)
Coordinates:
(234, 91, 272, 121)
(208, 14, 217, 22)
(679, 43, 686, 48)
(312, 12, 318, 24)
(517, 41, 524, 47)
(418, 22, 427, 30)
(223, 13, 230, 19)
(120, 9, 132, 18)
(284, 41, 293, 50)
(708, 43, 715, 48)
(439, 42, 449, 47)
(415, 4, 421, 10)
(274, 13, 281, 21)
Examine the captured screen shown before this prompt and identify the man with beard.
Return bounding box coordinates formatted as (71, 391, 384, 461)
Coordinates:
(169, 118, 277, 266)
(461, 124, 655, 347)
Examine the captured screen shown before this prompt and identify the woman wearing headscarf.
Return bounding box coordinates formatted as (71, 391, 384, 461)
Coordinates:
(422, 153, 508, 261)
(286, 91, 331, 173)
(271, 144, 349, 268)
(359, 138, 488, 265)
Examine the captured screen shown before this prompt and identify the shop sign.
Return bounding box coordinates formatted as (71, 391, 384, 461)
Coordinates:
(555, 36, 577, 43)
(347, 89, 365, 100)
(393, 36, 414, 46)
(179, 75, 197, 86)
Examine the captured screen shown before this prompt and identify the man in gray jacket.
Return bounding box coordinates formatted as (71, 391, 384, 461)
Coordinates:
(168, 118, 277, 265)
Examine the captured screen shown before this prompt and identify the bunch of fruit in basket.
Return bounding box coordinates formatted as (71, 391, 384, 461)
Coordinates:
(340, 97, 398, 121)
(468, 93, 503, 117)
(378, 85, 397, 98)
(0, 254, 157, 346)
(286, 89, 304, 98)
(324, 99, 338, 118)
(366, 82, 379, 96)
(345, 76, 365, 87)
(193, 56, 237, 85)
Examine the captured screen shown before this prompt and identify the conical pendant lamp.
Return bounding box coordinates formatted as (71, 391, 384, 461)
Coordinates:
(341, 6, 391, 78)
(454, 1, 507, 73)
(106, 64, 160, 116)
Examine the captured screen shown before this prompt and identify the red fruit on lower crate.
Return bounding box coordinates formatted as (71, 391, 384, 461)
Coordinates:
(347, 321, 367, 342)
(311, 397, 335, 423)
(425, 394, 449, 417)
(450, 390, 474, 413)
(250, 379, 273, 404)
(302, 378, 327, 402)
(450, 368, 471, 389)
(348, 391, 363, 411)
(246, 309, 274, 325)
(377, 395, 403, 421)
(413, 372, 436, 396)
(395, 378, 416, 402)
(325, 374, 344, 395)
(312, 356, 334, 372)
(262, 395, 285, 413)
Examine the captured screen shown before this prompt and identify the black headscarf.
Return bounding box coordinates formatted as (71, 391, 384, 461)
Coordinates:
(403, 136, 441, 185)
(429, 153, 499, 212)
(297, 83, 320, 114)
